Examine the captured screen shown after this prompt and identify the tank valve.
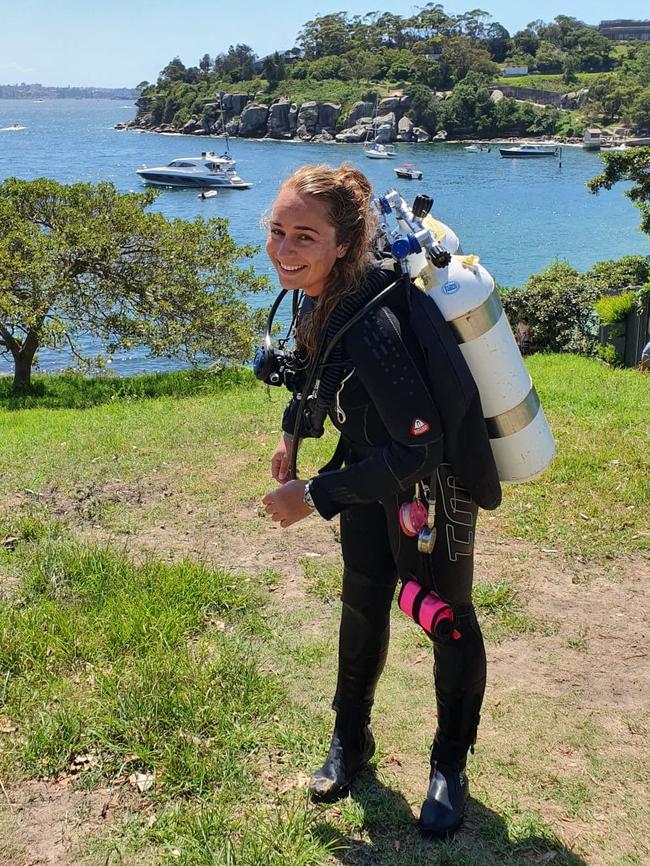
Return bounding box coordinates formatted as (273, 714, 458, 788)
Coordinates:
(412, 194, 433, 219)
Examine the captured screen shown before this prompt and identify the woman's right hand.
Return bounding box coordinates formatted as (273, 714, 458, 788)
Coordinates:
(271, 432, 296, 484)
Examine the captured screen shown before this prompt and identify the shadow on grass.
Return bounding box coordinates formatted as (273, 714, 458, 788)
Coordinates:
(314, 767, 588, 866)
(0, 366, 255, 411)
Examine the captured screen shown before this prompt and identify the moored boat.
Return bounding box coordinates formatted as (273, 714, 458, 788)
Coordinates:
(364, 142, 397, 159)
(136, 151, 252, 189)
(499, 144, 560, 158)
(394, 163, 423, 180)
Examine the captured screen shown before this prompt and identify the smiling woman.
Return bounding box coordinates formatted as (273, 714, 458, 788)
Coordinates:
(259, 163, 502, 840)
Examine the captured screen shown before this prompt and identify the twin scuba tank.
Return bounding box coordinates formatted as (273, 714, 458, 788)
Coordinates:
(374, 189, 555, 484)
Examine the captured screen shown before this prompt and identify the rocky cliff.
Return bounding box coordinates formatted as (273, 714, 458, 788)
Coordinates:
(121, 92, 431, 143)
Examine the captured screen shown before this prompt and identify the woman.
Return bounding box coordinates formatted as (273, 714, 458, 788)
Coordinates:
(261, 164, 501, 839)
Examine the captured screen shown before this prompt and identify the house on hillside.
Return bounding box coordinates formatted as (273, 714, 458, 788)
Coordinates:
(598, 20, 650, 40)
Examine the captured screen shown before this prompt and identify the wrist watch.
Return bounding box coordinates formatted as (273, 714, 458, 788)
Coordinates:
(303, 479, 316, 510)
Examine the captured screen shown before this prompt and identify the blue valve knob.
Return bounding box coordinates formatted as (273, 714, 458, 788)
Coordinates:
(378, 196, 391, 215)
(391, 238, 411, 260)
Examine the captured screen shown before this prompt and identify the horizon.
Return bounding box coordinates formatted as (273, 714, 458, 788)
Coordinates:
(1, 1, 649, 90)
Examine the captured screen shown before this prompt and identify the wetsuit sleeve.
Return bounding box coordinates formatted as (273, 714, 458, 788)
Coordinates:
(308, 305, 444, 520)
(282, 396, 300, 436)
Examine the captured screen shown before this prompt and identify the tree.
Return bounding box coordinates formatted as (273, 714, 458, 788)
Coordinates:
(297, 13, 351, 59)
(587, 147, 650, 236)
(199, 53, 212, 74)
(0, 179, 267, 389)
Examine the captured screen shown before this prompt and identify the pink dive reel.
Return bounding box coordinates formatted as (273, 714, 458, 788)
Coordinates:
(399, 499, 428, 536)
(398, 580, 460, 641)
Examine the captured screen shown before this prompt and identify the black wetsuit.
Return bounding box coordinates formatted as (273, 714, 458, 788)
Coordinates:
(282, 277, 501, 766)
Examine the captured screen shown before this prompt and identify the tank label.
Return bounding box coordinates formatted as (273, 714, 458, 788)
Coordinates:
(442, 280, 460, 295)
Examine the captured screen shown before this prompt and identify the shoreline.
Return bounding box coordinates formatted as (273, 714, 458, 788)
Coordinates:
(119, 126, 585, 148)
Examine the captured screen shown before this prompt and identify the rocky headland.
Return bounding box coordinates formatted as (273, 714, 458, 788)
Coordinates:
(117, 92, 435, 144)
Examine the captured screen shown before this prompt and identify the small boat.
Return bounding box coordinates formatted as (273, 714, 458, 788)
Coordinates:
(601, 142, 629, 151)
(394, 163, 423, 180)
(464, 143, 490, 153)
(1, 124, 26, 131)
(198, 190, 218, 199)
(499, 144, 560, 159)
(364, 142, 397, 159)
(136, 150, 251, 189)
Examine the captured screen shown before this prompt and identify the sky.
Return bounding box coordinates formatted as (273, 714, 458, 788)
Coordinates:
(2, 0, 649, 88)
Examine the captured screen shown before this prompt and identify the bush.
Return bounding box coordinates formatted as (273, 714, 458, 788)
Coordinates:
(593, 291, 637, 324)
(586, 255, 650, 293)
(500, 260, 600, 354)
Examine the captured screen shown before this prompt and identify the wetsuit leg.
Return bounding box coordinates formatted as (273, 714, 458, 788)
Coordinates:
(334, 500, 399, 716)
(309, 500, 398, 801)
(426, 464, 486, 768)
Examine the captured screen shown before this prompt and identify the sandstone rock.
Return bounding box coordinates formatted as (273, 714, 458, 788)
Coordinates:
(239, 103, 269, 136)
(317, 102, 341, 132)
(295, 123, 312, 141)
(414, 127, 432, 142)
(288, 103, 298, 133)
(560, 88, 589, 110)
(297, 101, 319, 135)
(222, 93, 250, 118)
(432, 129, 447, 140)
(181, 119, 202, 134)
(225, 119, 240, 136)
(378, 96, 401, 114)
(312, 130, 335, 143)
(374, 111, 396, 130)
(346, 101, 374, 127)
(335, 125, 368, 143)
(375, 123, 394, 143)
(399, 94, 412, 112)
(267, 101, 291, 138)
(490, 89, 504, 104)
(397, 116, 414, 141)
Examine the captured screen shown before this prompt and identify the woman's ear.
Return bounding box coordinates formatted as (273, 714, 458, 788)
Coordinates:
(336, 243, 349, 259)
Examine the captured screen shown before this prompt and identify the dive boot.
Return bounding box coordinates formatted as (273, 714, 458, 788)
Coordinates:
(418, 761, 468, 838)
(308, 716, 375, 801)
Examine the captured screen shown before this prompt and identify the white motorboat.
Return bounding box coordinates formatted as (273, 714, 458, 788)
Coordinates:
(464, 143, 491, 153)
(136, 151, 252, 189)
(394, 163, 423, 180)
(364, 142, 396, 159)
(1, 124, 26, 131)
(499, 144, 560, 158)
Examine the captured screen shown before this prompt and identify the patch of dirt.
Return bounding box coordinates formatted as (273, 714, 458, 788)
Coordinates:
(0, 778, 126, 866)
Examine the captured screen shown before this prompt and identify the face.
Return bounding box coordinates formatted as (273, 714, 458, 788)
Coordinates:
(266, 188, 348, 298)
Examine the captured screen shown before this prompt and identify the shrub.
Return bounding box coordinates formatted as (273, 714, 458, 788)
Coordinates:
(585, 255, 650, 293)
(593, 291, 636, 324)
(500, 260, 600, 354)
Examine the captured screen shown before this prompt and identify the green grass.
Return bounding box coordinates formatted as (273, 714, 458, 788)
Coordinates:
(0, 367, 253, 411)
(499, 354, 650, 559)
(494, 73, 603, 93)
(1, 356, 647, 561)
(301, 557, 343, 602)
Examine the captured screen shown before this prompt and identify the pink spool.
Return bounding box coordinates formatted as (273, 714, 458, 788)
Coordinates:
(398, 580, 458, 640)
(399, 499, 428, 537)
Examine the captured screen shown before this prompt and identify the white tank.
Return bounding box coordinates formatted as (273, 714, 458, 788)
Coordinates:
(417, 255, 556, 482)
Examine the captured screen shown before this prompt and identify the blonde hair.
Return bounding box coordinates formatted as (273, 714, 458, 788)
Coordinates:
(275, 163, 377, 355)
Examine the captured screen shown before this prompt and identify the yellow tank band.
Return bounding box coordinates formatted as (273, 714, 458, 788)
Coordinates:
(486, 387, 541, 439)
(448, 290, 503, 343)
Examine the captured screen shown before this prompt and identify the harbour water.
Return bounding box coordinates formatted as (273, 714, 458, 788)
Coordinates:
(1, 98, 647, 376)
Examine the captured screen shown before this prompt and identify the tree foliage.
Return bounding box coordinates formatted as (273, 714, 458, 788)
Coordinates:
(0, 179, 267, 389)
(587, 147, 650, 236)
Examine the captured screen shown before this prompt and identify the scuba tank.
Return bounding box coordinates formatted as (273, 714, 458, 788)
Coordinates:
(374, 190, 555, 483)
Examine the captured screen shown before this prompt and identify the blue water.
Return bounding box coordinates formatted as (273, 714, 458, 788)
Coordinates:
(1, 98, 647, 376)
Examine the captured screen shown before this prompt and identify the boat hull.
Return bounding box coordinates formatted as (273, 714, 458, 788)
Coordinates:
(499, 148, 557, 158)
(136, 171, 251, 189)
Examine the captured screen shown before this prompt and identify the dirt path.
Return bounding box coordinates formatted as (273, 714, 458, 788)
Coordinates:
(1, 509, 649, 865)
